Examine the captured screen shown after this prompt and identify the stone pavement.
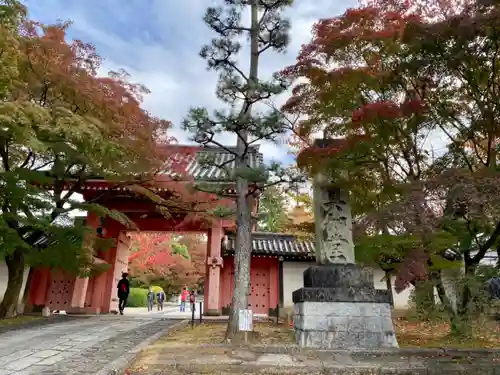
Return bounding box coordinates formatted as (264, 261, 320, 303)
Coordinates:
(0, 313, 178, 375)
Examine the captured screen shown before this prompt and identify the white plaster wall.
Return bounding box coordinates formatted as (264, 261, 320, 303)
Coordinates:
(283, 262, 315, 308)
(371, 267, 413, 310)
(0, 260, 30, 304)
(282, 262, 414, 310)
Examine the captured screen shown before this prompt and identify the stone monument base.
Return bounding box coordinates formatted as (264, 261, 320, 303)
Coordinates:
(292, 264, 398, 349)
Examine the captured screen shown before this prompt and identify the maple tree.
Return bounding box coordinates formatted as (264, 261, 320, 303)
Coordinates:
(176, 234, 206, 288)
(164, 234, 207, 295)
(0, 1, 195, 318)
(182, 0, 304, 339)
(283, 0, 500, 333)
(128, 232, 190, 284)
(128, 232, 207, 296)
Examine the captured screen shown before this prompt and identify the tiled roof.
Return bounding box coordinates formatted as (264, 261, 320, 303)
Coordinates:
(80, 145, 264, 184)
(222, 232, 315, 258)
(32, 233, 82, 248)
(221, 232, 475, 263)
(165, 145, 264, 182)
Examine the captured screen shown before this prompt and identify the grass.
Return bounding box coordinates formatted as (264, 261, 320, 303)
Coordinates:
(0, 315, 44, 327)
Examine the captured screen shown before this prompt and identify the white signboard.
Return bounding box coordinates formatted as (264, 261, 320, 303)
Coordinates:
(238, 309, 253, 331)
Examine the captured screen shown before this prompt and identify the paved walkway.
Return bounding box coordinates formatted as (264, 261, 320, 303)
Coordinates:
(157, 301, 205, 320)
(0, 313, 177, 375)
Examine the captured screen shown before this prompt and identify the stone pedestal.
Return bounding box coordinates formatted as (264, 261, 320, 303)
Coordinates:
(293, 264, 398, 349)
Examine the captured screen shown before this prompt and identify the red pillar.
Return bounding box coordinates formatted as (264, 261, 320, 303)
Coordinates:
(204, 223, 223, 315)
(85, 212, 123, 314)
(105, 232, 130, 313)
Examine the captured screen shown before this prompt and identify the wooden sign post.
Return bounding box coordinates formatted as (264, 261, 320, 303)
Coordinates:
(238, 309, 253, 343)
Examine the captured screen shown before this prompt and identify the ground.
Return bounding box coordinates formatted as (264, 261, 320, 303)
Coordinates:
(158, 320, 295, 345)
(1, 307, 499, 375)
(127, 318, 500, 375)
(394, 317, 500, 348)
(0, 308, 180, 375)
(135, 316, 500, 350)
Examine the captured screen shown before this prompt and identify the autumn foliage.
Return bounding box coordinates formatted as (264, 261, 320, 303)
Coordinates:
(170, 234, 207, 287)
(128, 232, 177, 281)
(17, 9, 232, 224)
(283, 0, 500, 330)
(0, 1, 230, 318)
(128, 232, 206, 289)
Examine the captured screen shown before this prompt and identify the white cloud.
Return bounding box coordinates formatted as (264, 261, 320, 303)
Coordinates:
(25, 0, 356, 164)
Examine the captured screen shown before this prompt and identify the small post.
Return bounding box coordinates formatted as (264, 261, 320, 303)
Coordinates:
(238, 309, 253, 344)
(191, 304, 195, 328)
(276, 304, 280, 325)
(199, 302, 202, 323)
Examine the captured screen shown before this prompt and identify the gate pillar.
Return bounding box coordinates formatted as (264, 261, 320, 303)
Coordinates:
(204, 223, 223, 316)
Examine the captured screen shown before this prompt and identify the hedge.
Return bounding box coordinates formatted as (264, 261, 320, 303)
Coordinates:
(126, 286, 165, 308)
(127, 288, 148, 307)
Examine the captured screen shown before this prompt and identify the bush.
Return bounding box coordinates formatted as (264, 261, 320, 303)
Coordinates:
(127, 288, 148, 307)
(126, 286, 165, 308)
(151, 285, 164, 294)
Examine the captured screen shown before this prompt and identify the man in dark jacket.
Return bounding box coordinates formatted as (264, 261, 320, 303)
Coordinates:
(117, 272, 130, 315)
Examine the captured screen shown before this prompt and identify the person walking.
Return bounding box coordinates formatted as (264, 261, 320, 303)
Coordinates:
(157, 289, 165, 311)
(180, 287, 189, 312)
(147, 287, 155, 312)
(117, 272, 130, 315)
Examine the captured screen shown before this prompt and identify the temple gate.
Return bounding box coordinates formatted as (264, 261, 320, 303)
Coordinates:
(26, 145, 263, 316)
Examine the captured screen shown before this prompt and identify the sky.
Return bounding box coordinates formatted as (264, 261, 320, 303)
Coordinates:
(23, 0, 358, 166)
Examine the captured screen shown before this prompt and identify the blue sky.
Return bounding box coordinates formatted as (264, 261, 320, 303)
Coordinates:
(23, 0, 356, 165)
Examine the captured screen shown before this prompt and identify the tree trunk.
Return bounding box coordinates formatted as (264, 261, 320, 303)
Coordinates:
(432, 270, 457, 317)
(385, 271, 394, 307)
(225, 190, 252, 339)
(225, 0, 259, 340)
(0, 249, 25, 319)
(18, 267, 34, 314)
(450, 265, 475, 337)
(413, 280, 435, 318)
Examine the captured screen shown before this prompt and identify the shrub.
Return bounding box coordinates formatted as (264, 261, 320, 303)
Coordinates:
(127, 288, 148, 307)
(150, 285, 164, 294)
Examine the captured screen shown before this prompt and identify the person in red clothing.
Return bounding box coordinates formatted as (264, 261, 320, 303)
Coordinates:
(180, 287, 189, 312)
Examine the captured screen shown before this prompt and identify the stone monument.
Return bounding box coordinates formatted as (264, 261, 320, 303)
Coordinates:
(292, 139, 398, 349)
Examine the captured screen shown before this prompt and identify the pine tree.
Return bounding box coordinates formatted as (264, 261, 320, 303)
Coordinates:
(182, 0, 296, 339)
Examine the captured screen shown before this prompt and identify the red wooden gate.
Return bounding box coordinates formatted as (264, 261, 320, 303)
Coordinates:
(46, 270, 75, 311)
(248, 267, 270, 314)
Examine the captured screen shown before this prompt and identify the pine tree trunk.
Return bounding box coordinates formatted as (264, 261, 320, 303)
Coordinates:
(226, 190, 252, 339)
(225, 0, 259, 340)
(0, 249, 25, 319)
